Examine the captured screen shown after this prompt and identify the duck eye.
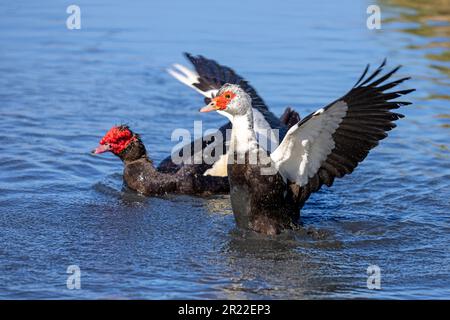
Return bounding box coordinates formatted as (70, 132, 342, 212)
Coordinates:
(225, 94, 231, 99)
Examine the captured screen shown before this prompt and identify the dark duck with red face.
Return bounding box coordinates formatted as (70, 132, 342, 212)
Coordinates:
(199, 60, 415, 235)
(93, 125, 229, 196)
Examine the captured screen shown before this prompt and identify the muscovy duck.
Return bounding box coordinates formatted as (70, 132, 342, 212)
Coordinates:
(92, 125, 229, 196)
(199, 60, 414, 235)
(92, 54, 300, 197)
(159, 53, 300, 176)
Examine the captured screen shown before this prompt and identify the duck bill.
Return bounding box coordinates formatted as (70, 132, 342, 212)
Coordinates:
(199, 103, 217, 113)
(92, 144, 111, 154)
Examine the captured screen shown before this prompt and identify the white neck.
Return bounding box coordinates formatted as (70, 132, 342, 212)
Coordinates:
(230, 110, 258, 156)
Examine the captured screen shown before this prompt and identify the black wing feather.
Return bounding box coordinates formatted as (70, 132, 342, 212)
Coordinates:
(183, 53, 286, 133)
(297, 61, 414, 206)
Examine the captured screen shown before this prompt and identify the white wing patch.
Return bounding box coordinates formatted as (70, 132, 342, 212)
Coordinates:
(270, 101, 348, 186)
(313, 108, 324, 115)
(204, 153, 228, 177)
(167, 64, 218, 98)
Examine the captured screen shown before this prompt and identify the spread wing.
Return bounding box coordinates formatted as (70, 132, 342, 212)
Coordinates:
(168, 52, 269, 111)
(168, 53, 287, 137)
(270, 60, 415, 205)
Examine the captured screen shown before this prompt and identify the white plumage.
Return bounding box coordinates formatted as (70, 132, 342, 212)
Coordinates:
(271, 101, 348, 186)
(168, 63, 279, 153)
(167, 64, 218, 98)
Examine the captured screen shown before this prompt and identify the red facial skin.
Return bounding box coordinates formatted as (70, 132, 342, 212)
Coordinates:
(214, 91, 236, 110)
(93, 126, 135, 155)
(200, 91, 237, 112)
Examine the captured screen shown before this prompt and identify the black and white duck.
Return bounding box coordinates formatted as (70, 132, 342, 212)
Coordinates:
(198, 60, 414, 235)
(92, 125, 229, 196)
(160, 53, 300, 176)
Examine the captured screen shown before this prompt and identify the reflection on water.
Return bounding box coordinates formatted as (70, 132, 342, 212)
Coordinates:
(384, 0, 450, 78)
(382, 0, 450, 150)
(384, 0, 450, 37)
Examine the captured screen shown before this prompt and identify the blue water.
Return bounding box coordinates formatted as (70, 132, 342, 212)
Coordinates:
(0, 0, 449, 299)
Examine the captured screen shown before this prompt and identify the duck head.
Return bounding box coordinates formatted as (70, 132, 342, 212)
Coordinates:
(92, 125, 146, 162)
(199, 84, 251, 117)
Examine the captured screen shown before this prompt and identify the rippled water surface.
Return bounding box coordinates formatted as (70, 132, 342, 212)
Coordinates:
(0, 0, 449, 299)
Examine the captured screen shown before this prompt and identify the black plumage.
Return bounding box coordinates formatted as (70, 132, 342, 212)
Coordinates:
(296, 61, 415, 206)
